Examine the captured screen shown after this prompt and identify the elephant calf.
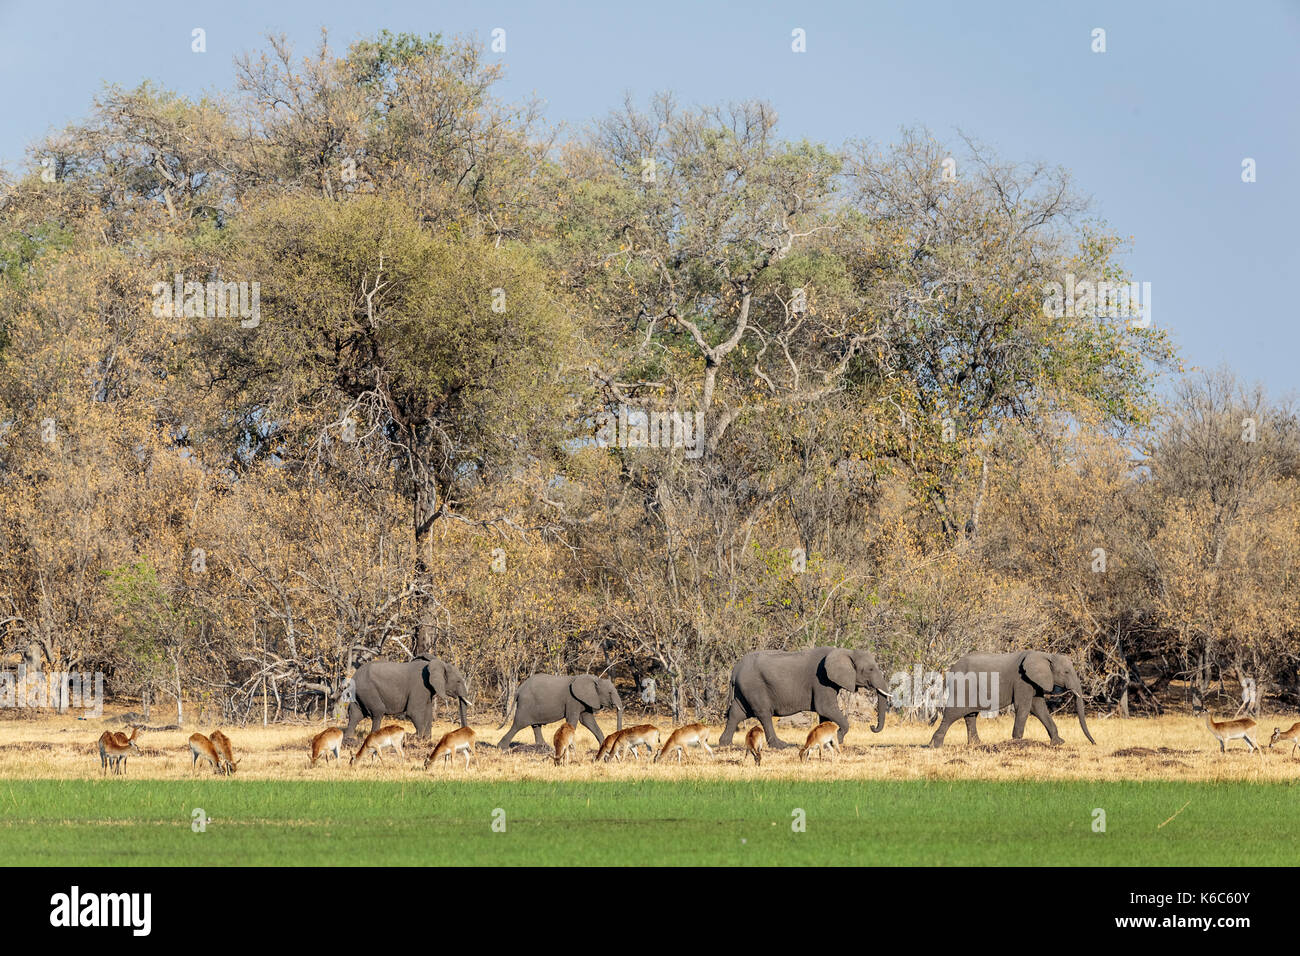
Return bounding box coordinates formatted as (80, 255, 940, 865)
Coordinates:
(344, 653, 472, 741)
(498, 674, 623, 749)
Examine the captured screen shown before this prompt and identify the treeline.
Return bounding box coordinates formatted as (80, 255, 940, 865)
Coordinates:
(0, 31, 1294, 724)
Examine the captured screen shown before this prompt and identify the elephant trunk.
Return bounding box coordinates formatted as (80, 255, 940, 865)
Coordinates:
(457, 696, 469, 727)
(871, 688, 889, 734)
(615, 705, 624, 732)
(1074, 690, 1095, 745)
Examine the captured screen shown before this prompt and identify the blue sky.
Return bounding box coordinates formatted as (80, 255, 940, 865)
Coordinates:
(1, 0, 1296, 395)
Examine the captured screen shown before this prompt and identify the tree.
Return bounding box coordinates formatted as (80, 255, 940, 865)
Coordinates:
(202, 192, 576, 652)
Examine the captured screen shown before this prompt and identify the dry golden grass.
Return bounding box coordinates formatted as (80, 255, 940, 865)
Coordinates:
(2, 707, 1296, 783)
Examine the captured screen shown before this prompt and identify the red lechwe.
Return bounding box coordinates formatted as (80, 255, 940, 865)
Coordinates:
(594, 728, 625, 762)
(97, 727, 142, 775)
(208, 729, 240, 775)
(799, 721, 841, 762)
(1196, 706, 1259, 754)
(552, 723, 576, 766)
(425, 727, 476, 770)
(615, 724, 660, 761)
(1269, 721, 1300, 756)
(189, 733, 222, 774)
(653, 723, 712, 764)
(350, 725, 408, 767)
(310, 727, 344, 767)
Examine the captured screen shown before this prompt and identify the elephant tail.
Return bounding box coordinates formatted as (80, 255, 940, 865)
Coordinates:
(496, 692, 517, 731)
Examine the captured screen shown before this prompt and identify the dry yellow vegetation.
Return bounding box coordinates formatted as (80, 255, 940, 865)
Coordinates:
(2, 707, 1297, 784)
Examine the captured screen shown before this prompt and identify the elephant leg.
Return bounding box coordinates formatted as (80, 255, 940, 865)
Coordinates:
(497, 719, 526, 750)
(759, 713, 791, 749)
(532, 724, 547, 746)
(343, 701, 364, 741)
(1030, 697, 1063, 744)
(928, 709, 961, 748)
(1011, 687, 1032, 739)
(720, 699, 745, 747)
(963, 713, 982, 744)
(578, 711, 605, 746)
(831, 712, 850, 745)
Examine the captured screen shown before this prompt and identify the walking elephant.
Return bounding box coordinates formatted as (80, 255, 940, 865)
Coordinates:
(718, 647, 892, 749)
(927, 650, 1095, 747)
(343, 653, 471, 741)
(498, 674, 623, 749)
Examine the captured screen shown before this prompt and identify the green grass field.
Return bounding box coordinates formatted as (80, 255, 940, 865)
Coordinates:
(3, 778, 1300, 865)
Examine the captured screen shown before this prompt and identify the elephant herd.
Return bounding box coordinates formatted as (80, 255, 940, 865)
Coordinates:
(341, 646, 1096, 753)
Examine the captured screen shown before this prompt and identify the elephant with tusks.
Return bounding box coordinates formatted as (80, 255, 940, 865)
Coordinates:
(928, 650, 1095, 748)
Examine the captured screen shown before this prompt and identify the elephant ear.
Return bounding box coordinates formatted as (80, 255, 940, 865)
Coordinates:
(1021, 653, 1054, 694)
(423, 660, 448, 695)
(822, 650, 857, 692)
(570, 675, 600, 709)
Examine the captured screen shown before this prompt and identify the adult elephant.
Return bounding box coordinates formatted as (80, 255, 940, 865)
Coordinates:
(928, 650, 1095, 748)
(718, 647, 892, 749)
(343, 654, 472, 741)
(498, 675, 623, 749)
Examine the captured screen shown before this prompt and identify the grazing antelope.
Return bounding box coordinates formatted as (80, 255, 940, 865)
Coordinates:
(1196, 706, 1259, 753)
(799, 721, 841, 762)
(1270, 721, 1300, 756)
(653, 723, 713, 763)
(350, 725, 408, 767)
(97, 728, 142, 775)
(553, 723, 577, 765)
(745, 725, 765, 766)
(208, 729, 240, 775)
(97, 726, 142, 774)
(109, 725, 143, 747)
(425, 727, 476, 770)
(615, 724, 661, 761)
(310, 727, 344, 767)
(189, 733, 222, 774)
(594, 728, 626, 762)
